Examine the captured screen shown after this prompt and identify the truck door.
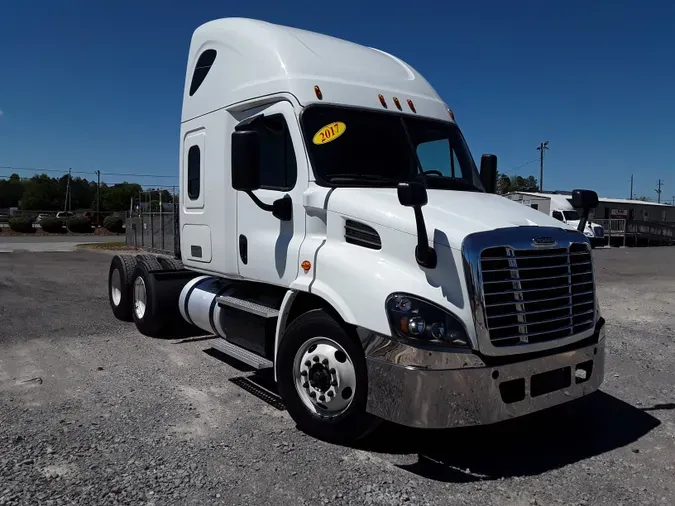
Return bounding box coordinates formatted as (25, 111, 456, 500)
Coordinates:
(235, 101, 307, 286)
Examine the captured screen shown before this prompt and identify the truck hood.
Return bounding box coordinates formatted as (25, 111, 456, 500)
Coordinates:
(326, 188, 573, 250)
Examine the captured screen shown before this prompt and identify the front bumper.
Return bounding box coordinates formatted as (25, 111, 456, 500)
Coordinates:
(364, 326, 605, 429)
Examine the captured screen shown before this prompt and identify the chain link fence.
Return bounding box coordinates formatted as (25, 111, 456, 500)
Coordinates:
(125, 189, 179, 255)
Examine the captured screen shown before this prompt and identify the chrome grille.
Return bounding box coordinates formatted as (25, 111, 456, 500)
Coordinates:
(479, 243, 595, 347)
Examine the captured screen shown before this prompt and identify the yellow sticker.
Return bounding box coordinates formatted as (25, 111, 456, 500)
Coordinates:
(312, 121, 346, 145)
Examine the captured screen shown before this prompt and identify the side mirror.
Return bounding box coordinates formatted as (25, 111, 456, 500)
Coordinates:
(397, 181, 428, 207)
(571, 189, 599, 210)
(571, 189, 599, 233)
(231, 130, 261, 191)
(479, 154, 497, 194)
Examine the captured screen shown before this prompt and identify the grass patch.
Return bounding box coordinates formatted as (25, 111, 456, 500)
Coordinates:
(76, 242, 133, 251)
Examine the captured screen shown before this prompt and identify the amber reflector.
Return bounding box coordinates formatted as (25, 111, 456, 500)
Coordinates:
(393, 97, 402, 110)
(314, 85, 323, 100)
(378, 94, 387, 108)
(407, 99, 416, 113)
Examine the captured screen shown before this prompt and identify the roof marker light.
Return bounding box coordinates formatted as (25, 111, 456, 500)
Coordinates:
(447, 108, 455, 121)
(314, 85, 323, 100)
(407, 99, 416, 113)
(378, 94, 387, 108)
(393, 97, 402, 111)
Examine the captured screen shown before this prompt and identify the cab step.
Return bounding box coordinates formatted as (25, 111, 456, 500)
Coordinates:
(211, 338, 273, 370)
(216, 295, 279, 318)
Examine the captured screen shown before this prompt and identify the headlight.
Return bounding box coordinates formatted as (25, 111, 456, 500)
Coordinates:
(385, 293, 471, 348)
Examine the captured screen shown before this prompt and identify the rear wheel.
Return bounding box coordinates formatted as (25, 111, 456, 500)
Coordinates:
(276, 309, 380, 444)
(131, 260, 171, 337)
(108, 254, 139, 321)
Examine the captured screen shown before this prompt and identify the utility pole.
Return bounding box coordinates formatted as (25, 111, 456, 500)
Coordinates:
(655, 179, 663, 204)
(64, 168, 72, 212)
(630, 174, 634, 200)
(96, 170, 101, 227)
(537, 141, 549, 192)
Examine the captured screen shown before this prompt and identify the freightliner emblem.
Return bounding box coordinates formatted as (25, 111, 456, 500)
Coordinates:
(532, 236, 557, 248)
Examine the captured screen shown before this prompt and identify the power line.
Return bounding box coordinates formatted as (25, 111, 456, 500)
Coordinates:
(503, 158, 540, 174)
(0, 165, 177, 179)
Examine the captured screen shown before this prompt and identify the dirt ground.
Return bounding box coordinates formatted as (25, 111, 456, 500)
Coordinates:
(0, 248, 673, 505)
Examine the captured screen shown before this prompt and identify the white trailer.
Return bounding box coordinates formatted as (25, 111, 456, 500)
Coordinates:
(107, 18, 607, 443)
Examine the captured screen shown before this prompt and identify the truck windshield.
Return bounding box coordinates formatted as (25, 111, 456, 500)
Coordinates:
(300, 105, 484, 192)
(563, 210, 580, 221)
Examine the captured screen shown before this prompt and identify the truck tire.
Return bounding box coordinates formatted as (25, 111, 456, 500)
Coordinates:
(130, 260, 172, 338)
(276, 309, 380, 444)
(108, 254, 140, 321)
(157, 256, 184, 271)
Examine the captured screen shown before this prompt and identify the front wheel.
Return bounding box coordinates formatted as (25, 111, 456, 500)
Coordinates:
(276, 309, 380, 444)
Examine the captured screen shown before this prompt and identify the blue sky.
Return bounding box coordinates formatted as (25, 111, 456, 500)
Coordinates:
(0, 0, 672, 200)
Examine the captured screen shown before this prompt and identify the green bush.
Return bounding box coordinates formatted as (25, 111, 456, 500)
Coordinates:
(9, 217, 34, 233)
(66, 216, 93, 234)
(103, 215, 124, 233)
(39, 217, 65, 233)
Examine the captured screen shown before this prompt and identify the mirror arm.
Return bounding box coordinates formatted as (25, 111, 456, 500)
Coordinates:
(413, 206, 437, 269)
(245, 190, 274, 212)
(577, 209, 590, 233)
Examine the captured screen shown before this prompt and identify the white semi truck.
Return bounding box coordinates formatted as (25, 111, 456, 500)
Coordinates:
(506, 191, 605, 248)
(107, 18, 607, 443)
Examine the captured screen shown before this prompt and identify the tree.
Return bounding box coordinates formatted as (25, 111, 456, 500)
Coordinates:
(0, 173, 25, 208)
(100, 182, 143, 212)
(20, 174, 63, 210)
(495, 171, 539, 195)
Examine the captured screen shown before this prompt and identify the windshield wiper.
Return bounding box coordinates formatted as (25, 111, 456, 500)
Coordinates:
(326, 173, 399, 185)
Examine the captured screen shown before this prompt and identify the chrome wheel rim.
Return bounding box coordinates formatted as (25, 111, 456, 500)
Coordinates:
(133, 276, 147, 319)
(293, 337, 356, 418)
(110, 269, 122, 306)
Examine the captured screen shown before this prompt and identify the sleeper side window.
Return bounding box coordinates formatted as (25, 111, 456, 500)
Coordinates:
(187, 145, 200, 200)
(189, 49, 217, 96)
(250, 115, 297, 191)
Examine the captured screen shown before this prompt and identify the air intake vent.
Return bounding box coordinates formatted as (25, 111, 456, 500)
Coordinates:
(344, 220, 381, 250)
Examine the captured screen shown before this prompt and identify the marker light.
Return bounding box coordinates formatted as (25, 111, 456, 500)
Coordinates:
(393, 97, 402, 111)
(378, 94, 387, 108)
(447, 108, 455, 121)
(407, 99, 416, 113)
(314, 85, 323, 100)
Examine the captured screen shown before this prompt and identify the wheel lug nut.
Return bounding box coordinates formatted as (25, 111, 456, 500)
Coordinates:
(329, 368, 336, 374)
(319, 395, 325, 401)
(305, 360, 311, 367)
(313, 356, 319, 362)
(322, 358, 329, 365)
(300, 370, 307, 376)
(327, 391, 334, 397)
(302, 382, 309, 388)
(331, 380, 337, 386)
(309, 391, 316, 398)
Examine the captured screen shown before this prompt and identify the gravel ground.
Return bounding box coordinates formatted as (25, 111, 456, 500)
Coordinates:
(0, 248, 673, 506)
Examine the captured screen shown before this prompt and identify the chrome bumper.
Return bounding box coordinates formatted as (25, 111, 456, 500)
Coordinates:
(364, 333, 605, 429)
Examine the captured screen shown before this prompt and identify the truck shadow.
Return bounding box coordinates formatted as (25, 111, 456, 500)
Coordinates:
(358, 391, 661, 482)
